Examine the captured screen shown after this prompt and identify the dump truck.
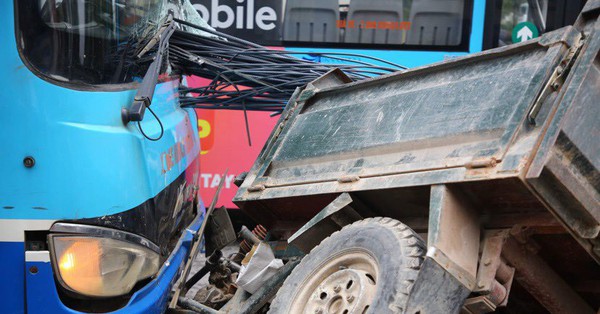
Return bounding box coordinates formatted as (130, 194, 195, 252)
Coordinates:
(228, 2, 600, 313)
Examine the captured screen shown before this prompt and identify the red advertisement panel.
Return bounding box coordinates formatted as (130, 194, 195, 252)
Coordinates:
(187, 76, 278, 209)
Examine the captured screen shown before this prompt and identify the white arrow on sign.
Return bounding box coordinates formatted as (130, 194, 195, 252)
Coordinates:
(517, 26, 533, 42)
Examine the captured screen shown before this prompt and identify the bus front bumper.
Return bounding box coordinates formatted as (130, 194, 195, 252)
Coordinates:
(24, 213, 204, 314)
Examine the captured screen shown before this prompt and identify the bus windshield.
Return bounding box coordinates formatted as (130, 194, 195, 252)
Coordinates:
(15, 0, 165, 86)
(191, 0, 472, 51)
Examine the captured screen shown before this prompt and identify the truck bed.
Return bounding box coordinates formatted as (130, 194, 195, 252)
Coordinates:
(234, 18, 599, 264)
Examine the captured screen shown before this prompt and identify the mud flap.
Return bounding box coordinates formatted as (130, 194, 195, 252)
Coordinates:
(404, 257, 471, 314)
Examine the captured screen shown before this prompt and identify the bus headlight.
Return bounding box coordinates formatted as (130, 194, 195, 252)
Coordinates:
(49, 235, 159, 298)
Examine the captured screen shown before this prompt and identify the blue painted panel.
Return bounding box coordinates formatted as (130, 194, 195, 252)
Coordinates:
(470, 0, 486, 53)
(0, 242, 25, 314)
(0, 0, 200, 220)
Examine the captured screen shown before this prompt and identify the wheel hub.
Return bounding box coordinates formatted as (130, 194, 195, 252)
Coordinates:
(306, 268, 377, 314)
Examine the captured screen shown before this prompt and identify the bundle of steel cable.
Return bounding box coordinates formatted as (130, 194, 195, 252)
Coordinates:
(169, 18, 405, 113)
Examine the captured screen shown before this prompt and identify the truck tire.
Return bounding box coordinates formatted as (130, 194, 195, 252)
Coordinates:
(269, 217, 426, 314)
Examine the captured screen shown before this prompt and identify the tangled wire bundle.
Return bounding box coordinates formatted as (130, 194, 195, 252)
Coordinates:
(169, 18, 406, 114)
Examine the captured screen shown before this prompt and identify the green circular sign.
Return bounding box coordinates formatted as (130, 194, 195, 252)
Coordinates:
(512, 22, 539, 43)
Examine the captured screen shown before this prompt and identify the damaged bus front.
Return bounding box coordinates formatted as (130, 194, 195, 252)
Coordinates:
(0, 1, 205, 313)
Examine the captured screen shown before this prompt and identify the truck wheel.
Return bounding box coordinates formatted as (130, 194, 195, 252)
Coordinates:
(269, 217, 425, 314)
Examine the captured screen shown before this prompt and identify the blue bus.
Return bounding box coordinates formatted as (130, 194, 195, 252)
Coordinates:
(190, 0, 586, 67)
(1, 1, 204, 313)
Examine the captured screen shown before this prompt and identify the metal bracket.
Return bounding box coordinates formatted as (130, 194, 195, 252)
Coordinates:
(528, 33, 585, 124)
(247, 184, 266, 192)
(475, 230, 511, 292)
(463, 230, 515, 313)
(428, 247, 476, 290)
(403, 185, 481, 313)
(287, 193, 372, 253)
(428, 185, 480, 290)
(465, 158, 498, 169)
(462, 296, 496, 314)
(337, 175, 360, 183)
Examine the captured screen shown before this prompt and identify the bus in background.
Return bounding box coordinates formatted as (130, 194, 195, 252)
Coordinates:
(188, 0, 586, 222)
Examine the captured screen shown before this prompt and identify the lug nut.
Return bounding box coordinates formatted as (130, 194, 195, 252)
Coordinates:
(347, 295, 355, 303)
(315, 308, 323, 314)
(333, 285, 341, 293)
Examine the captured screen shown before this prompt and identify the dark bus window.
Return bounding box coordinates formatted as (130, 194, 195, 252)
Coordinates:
(190, 0, 473, 51)
(15, 0, 165, 87)
(483, 0, 586, 50)
(499, 0, 549, 46)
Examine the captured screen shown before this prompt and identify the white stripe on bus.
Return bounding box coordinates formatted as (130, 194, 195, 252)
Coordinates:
(25, 251, 50, 263)
(0, 220, 55, 242)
